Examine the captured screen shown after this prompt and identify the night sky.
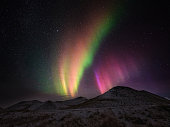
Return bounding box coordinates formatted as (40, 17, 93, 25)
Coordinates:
(0, 0, 170, 107)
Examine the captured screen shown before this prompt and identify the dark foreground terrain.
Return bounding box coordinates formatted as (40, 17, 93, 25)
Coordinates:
(0, 86, 170, 127)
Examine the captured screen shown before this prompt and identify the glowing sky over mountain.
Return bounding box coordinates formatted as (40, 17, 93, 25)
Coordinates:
(1, 0, 170, 107)
(53, 3, 122, 97)
(95, 55, 139, 94)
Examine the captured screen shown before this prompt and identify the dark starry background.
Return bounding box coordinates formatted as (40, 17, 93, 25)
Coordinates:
(0, 0, 170, 107)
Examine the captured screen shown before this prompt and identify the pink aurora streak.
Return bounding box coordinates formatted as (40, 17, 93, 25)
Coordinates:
(94, 55, 139, 94)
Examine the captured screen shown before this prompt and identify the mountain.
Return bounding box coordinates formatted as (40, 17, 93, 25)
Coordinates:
(68, 86, 170, 109)
(62, 97, 88, 106)
(0, 86, 170, 127)
(5, 97, 88, 112)
(6, 100, 43, 112)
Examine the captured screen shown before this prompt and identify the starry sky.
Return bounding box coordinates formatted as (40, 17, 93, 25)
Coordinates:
(0, 0, 170, 107)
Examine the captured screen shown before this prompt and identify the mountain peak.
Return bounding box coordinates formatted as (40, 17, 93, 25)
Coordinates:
(100, 86, 139, 99)
(71, 86, 170, 109)
(109, 86, 135, 92)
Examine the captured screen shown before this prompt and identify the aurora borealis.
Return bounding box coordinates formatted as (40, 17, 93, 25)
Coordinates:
(53, 2, 122, 96)
(95, 55, 139, 94)
(1, 0, 170, 107)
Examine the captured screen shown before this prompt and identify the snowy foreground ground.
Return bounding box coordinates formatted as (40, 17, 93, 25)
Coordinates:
(0, 86, 170, 127)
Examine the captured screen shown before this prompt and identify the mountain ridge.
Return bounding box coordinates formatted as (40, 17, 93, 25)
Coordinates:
(1, 86, 170, 127)
(4, 86, 170, 111)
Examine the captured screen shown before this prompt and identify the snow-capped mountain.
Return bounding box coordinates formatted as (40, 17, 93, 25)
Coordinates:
(62, 97, 88, 106)
(68, 86, 170, 109)
(0, 86, 170, 127)
(6, 100, 43, 112)
(5, 97, 88, 112)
